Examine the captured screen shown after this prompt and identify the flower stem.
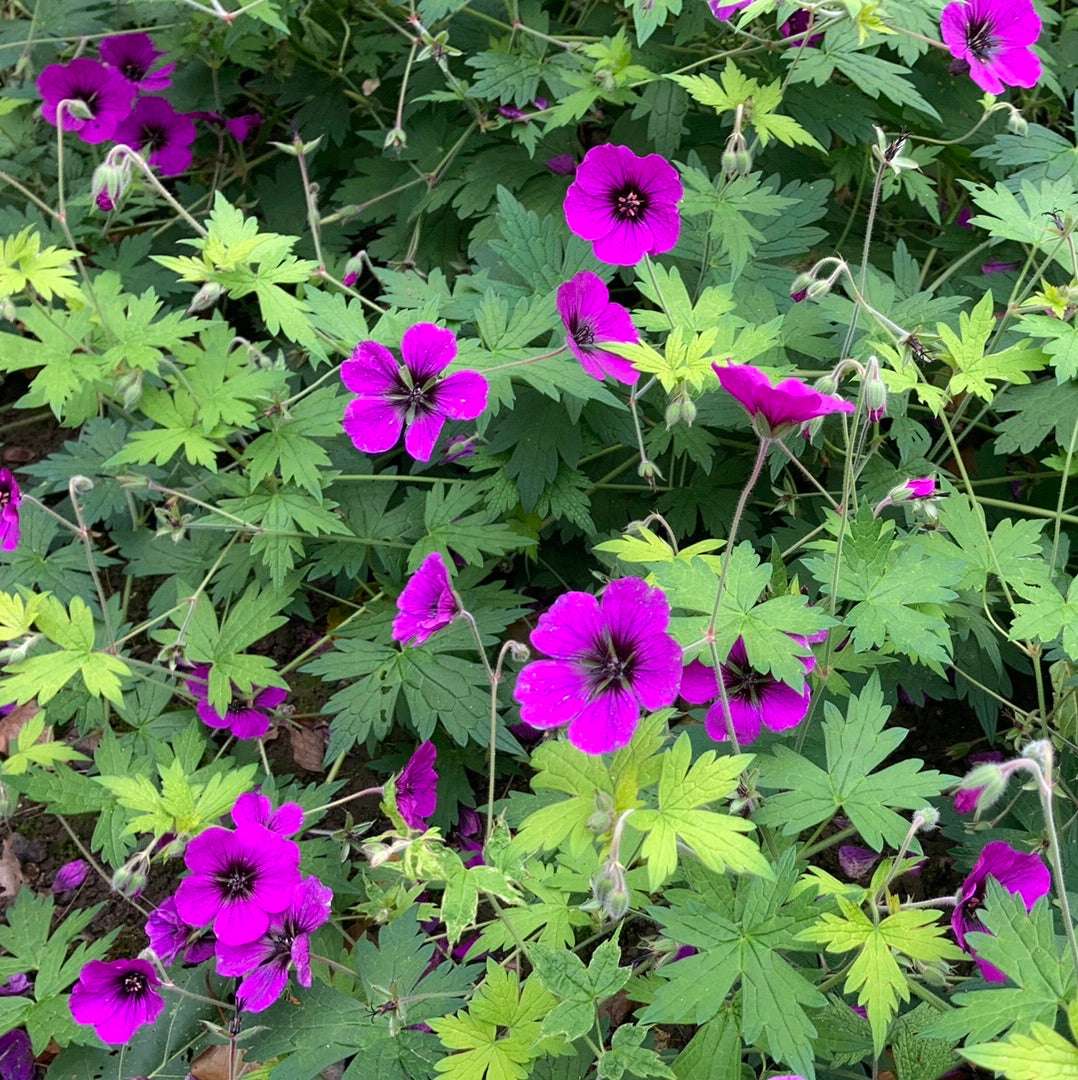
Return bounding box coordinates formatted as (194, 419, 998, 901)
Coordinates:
(1050, 418, 1078, 577)
(294, 135, 324, 270)
(308, 785, 384, 816)
(68, 477, 114, 644)
(774, 440, 841, 511)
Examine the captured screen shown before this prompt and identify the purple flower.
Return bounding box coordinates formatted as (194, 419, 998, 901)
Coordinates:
(956, 206, 973, 229)
(982, 259, 1020, 275)
(341, 324, 489, 463)
(51, 859, 89, 894)
(174, 825, 301, 946)
(905, 475, 937, 499)
(69, 958, 164, 1044)
(499, 105, 526, 121)
(396, 741, 438, 830)
(99, 32, 175, 91)
(225, 113, 262, 142)
(0, 1029, 32, 1080)
(557, 271, 640, 385)
(36, 58, 133, 144)
(392, 552, 459, 647)
(185, 664, 288, 741)
(790, 287, 808, 303)
(0, 469, 21, 552)
(95, 190, 114, 213)
(114, 97, 197, 177)
(952, 840, 1050, 982)
(714, 363, 855, 436)
(940, 0, 1041, 94)
(779, 9, 824, 45)
(0, 974, 29, 997)
(215, 875, 333, 1012)
(514, 577, 683, 754)
(231, 791, 304, 837)
(546, 153, 577, 175)
(145, 897, 214, 967)
(342, 270, 359, 287)
(954, 751, 1005, 815)
(679, 636, 813, 746)
(709, 0, 750, 19)
(455, 806, 485, 867)
(564, 144, 682, 266)
(838, 844, 881, 880)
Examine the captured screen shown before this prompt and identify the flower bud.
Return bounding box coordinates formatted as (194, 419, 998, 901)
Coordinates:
(589, 859, 630, 922)
(912, 806, 940, 832)
(864, 356, 887, 422)
(805, 278, 833, 301)
(111, 860, 148, 899)
(789, 272, 814, 302)
(342, 252, 364, 288)
(186, 281, 225, 315)
(664, 388, 696, 429)
(956, 762, 1008, 815)
(0, 633, 40, 665)
(507, 640, 531, 663)
(1006, 107, 1028, 136)
(721, 135, 753, 177)
(637, 458, 664, 482)
(0, 298, 15, 324)
(889, 475, 936, 503)
(91, 162, 126, 213)
(384, 126, 407, 151)
(586, 791, 616, 836)
(61, 98, 93, 120)
(1021, 739, 1053, 774)
(115, 369, 143, 411)
(813, 372, 840, 397)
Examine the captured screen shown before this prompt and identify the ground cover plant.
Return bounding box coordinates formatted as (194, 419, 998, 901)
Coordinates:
(0, 0, 1075, 1076)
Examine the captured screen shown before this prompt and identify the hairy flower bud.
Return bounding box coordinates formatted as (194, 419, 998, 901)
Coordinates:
(721, 132, 752, 177)
(384, 126, 407, 151)
(805, 278, 833, 301)
(586, 791, 616, 836)
(186, 281, 225, 315)
(115, 369, 143, 411)
(589, 859, 630, 922)
(957, 762, 1008, 816)
(111, 860, 148, 899)
(664, 388, 696, 429)
(1006, 107, 1028, 136)
(864, 356, 887, 422)
(91, 161, 126, 213)
(637, 458, 663, 482)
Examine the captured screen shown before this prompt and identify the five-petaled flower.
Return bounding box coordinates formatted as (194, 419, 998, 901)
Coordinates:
(174, 824, 301, 945)
(70, 958, 164, 1045)
(145, 896, 215, 967)
(0, 469, 21, 552)
(395, 741, 439, 830)
(557, 271, 640, 385)
(37, 58, 133, 144)
(216, 875, 333, 1013)
(232, 791, 305, 837)
(99, 32, 175, 92)
(564, 144, 682, 266)
(185, 664, 288, 741)
(341, 323, 489, 463)
(713, 362, 854, 437)
(514, 577, 682, 754)
(952, 840, 1050, 982)
(679, 634, 815, 746)
(393, 552, 459, 647)
(114, 96, 197, 177)
(940, 0, 1041, 95)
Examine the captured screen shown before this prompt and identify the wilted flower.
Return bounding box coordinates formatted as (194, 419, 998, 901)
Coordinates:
(395, 741, 438, 830)
(982, 260, 1020, 275)
(392, 552, 459, 647)
(341, 324, 488, 463)
(557, 271, 640, 385)
(838, 844, 881, 880)
(940, 0, 1041, 94)
(546, 153, 577, 175)
(185, 664, 288, 741)
(145, 896, 214, 967)
(780, 9, 824, 45)
(69, 958, 164, 1044)
(514, 577, 682, 754)
(231, 791, 304, 837)
(216, 875, 333, 1012)
(563, 144, 682, 266)
(37, 58, 133, 143)
(225, 113, 262, 142)
(99, 32, 175, 92)
(175, 824, 301, 946)
(708, 0, 750, 20)
(114, 97, 197, 177)
(0, 1028, 32, 1079)
(52, 859, 89, 894)
(679, 635, 814, 746)
(952, 841, 1050, 982)
(713, 363, 854, 438)
(0, 469, 21, 552)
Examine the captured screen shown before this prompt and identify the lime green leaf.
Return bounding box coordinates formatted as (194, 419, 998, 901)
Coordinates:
(963, 1023, 1078, 1079)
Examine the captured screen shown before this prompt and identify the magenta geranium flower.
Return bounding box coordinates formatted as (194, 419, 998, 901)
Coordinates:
(185, 664, 288, 741)
(396, 741, 438, 830)
(563, 144, 682, 266)
(225, 113, 262, 142)
(905, 476, 937, 499)
(114, 96, 197, 177)
(145, 897, 214, 967)
(940, 0, 1041, 94)
(0, 1029, 32, 1079)
(780, 9, 823, 45)
(679, 637, 813, 746)
(392, 552, 459, 647)
(231, 791, 304, 837)
(99, 32, 175, 91)
(215, 875, 333, 1013)
(514, 577, 683, 754)
(341, 324, 488, 463)
(174, 825, 301, 946)
(952, 840, 1050, 982)
(36, 58, 133, 144)
(713, 363, 854, 436)
(557, 271, 640, 385)
(954, 751, 1005, 815)
(0, 469, 21, 552)
(709, 0, 750, 19)
(69, 958, 164, 1045)
(52, 859, 89, 894)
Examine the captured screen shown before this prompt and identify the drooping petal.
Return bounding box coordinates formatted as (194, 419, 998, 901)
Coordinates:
(229, 708, 271, 740)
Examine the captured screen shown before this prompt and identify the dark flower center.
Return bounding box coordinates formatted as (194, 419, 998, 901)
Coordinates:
(70, 88, 100, 116)
(122, 61, 148, 81)
(217, 859, 257, 900)
(585, 632, 636, 694)
(141, 123, 169, 152)
(725, 658, 773, 704)
(611, 185, 649, 222)
(120, 971, 148, 998)
(964, 17, 998, 61)
(570, 319, 596, 349)
(0, 489, 9, 508)
(391, 372, 436, 416)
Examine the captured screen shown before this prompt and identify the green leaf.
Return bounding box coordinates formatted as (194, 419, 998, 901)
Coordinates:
(412, 481, 535, 566)
(532, 937, 632, 1041)
(1008, 576, 1078, 659)
(756, 676, 949, 848)
(632, 733, 768, 888)
(800, 898, 963, 1055)
(1016, 314, 1078, 382)
(963, 1023, 1078, 1079)
(0, 228, 81, 302)
(598, 1025, 676, 1079)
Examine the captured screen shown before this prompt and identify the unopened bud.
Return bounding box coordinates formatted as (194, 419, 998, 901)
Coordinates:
(957, 763, 1008, 815)
(864, 356, 888, 422)
(112, 861, 148, 899)
(1006, 107, 1028, 136)
(912, 807, 940, 832)
(814, 372, 840, 397)
(115, 369, 143, 411)
(790, 272, 814, 302)
(0, 298, 15, 323)
(61, 98, 93, 120)
(91, 162, 126, 213)
(637, 458, 663, 481)
(0, 633, 40, 665)
(805, 278, 833, 301)
(1021, 739, 1053, 774)
(721, 136, 752, 178)
(507, 640, 530, 663)
(664, 389, 697, 429)
(589, 860, 630, 922)
(384, 126, 407, 151)
(586, 791, 616, 836)
(186, 281, 225, 314)
(342, 252, 364, 288)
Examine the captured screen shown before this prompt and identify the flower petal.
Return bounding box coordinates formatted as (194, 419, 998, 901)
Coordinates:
(530, 590, 604, 660)
(341, 341, 399, 395)
(567, 686, 639, 754)
(514, 659, 588, 731)
(433, 371, 488, 420)
(402, 323, 457, 382)
(403, 411, 447, 462)
(342, 395, 404, 454)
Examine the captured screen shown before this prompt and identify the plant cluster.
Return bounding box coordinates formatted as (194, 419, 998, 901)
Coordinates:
(0, 0, 1075, 1077)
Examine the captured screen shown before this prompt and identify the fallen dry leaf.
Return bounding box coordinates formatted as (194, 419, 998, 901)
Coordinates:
(0, 702, 38, 756)
(0, 838, 24, 900)
(289, 723, 327, 773)
(189, 1043, 252, 1079)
